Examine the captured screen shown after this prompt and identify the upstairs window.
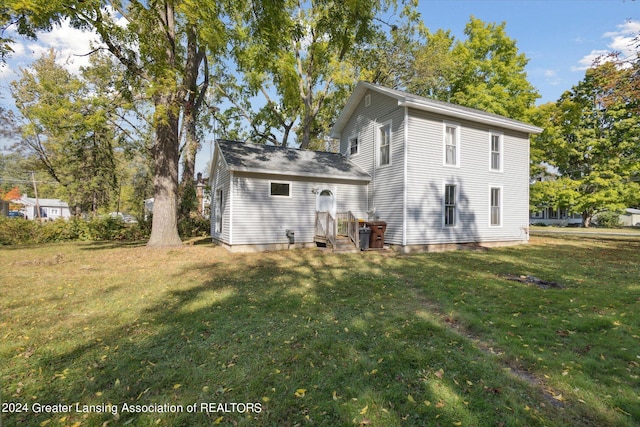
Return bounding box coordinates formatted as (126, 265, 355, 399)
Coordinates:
(490, 133, 502, 171)
(444, 123, 460, 167)
(379, 122, 391, 166)
(349, 135, 359, 156)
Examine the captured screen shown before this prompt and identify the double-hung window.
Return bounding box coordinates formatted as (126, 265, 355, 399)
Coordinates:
(349, 135, 359, 156)
(379, 122, 391, 166)
(490, 133, 502, 171)
(444, 184, 457, 227)
(490, 187, 502, 226)
(444, 123, 460, 167)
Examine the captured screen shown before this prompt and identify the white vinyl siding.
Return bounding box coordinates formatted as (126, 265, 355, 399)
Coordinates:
(340, 90, 405, 245)
(405, 108, 530, 246)
(230, 173, 368, 245)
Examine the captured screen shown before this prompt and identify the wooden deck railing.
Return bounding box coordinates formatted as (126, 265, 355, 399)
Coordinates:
(315, 211, 336, 248)
(316, 211, 359, 249)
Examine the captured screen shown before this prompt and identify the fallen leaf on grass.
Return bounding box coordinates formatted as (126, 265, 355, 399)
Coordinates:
(359, 405, 368, 415)
(294, 389, 306, 398)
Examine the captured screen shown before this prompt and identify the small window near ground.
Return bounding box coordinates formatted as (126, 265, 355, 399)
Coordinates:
(270, 182, 291, 197)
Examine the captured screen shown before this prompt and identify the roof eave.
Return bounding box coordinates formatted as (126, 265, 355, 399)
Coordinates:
(228, 166, 370, 182)
(399, 100, 543, 134)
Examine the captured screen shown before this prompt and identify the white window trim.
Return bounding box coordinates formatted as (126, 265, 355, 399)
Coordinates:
(269, 181, 292, 198)
(443, 121, 461, 168)
(489, 131, 503, 172)
(489, 185, 503, 227)
(377, 120, 392, 168)
(443, 182, 458, 228)
(348, 133, 359, 157)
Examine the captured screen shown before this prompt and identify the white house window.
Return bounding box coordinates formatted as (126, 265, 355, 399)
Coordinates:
(270, 182, 291, 197)
(50, 209, 59, 215)
(490, 187, 502, 226)
(379, 122, 391, 166)
(215, 188, 223, 233)
(444, 184, 457, 227)
(490, 133, 502, 171)
(444, 123, 460, 167)
(365, 94, 371, 107)
(349, 135, 359, 156)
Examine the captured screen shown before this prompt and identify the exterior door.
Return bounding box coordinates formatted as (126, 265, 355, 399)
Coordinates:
(316, 189, 336, 218)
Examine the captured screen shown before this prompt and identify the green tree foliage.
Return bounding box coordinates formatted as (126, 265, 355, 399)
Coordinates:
(5, 0, 229, 245)
(11, 50, 118, 215)
(531, 62, 640, 226)
(220, 0, 408, 149)
(368, 16, 540, 121)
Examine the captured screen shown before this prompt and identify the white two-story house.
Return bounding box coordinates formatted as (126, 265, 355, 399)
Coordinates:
(210, 82, 542, 252)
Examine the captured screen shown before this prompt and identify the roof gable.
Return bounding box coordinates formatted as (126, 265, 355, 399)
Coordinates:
(214, 140, 370, 182)
(331, 82, 543, 138)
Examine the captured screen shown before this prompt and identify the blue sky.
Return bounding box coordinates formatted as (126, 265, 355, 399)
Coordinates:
(416, 0, 639, 103)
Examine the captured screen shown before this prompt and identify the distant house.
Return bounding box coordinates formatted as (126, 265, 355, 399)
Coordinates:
(209, 82, 542, 252)
(18, 197, 71, 220)
(529, 208, 583, 227)
(619, 208, 640, 227)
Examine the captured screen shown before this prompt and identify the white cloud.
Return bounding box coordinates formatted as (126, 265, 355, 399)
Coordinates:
(571, 49, 611, 71)
(573, 20, 640, 71)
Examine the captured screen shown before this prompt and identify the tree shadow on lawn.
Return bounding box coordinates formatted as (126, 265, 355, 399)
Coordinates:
(393, 240, 640, 425)
(9, 246, 636, 426)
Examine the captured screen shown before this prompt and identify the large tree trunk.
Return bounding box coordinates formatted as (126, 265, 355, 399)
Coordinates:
(147, 93, 182, 247)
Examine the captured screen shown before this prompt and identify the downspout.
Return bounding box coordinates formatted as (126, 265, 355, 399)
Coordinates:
(229, 171, 234, 245)
(403, 106, 409, 248)
(371, 120, 377, 219)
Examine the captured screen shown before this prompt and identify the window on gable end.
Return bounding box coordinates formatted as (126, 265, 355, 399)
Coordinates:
(349, 135, 359, 156)
(379, 122, 391, 167)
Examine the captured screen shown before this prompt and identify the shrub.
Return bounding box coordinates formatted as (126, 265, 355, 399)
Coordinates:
(178, 214, 210, 238)
(0, 216, 149, 245)
(594, 211, 622, 228)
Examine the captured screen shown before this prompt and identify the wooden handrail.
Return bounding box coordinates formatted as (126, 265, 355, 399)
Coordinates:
(316, 211, 359, 249)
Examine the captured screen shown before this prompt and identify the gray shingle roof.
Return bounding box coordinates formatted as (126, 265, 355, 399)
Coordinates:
(216, 140, 370, 181)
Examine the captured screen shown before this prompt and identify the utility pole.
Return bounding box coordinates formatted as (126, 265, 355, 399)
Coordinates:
(31, 171, 41, 220)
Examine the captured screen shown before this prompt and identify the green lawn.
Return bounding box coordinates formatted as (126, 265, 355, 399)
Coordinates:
(1, 235, 638, 426)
